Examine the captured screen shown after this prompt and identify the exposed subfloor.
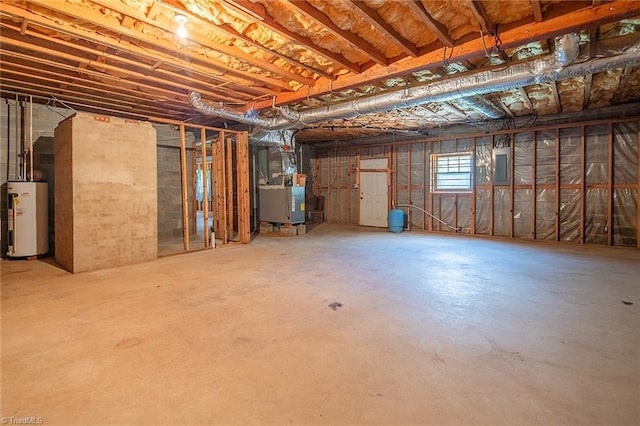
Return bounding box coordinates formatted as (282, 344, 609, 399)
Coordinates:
(2, 224, 639, 425)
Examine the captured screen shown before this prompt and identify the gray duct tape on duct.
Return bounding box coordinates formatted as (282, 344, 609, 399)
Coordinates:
(190, 34, 640, 130)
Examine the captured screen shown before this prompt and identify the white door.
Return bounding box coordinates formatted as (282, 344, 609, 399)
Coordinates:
(359, 159, 388, 227)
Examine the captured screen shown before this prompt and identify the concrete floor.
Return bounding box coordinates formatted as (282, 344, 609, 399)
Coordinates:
(2, 224, 639, 425)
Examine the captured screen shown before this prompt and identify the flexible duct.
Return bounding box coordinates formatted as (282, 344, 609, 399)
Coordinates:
(457, 96, 505, 119)
(191, 33, 640, 130)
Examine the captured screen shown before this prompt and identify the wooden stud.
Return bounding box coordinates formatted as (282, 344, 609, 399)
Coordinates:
(489, 136, 495, 236)
(226, 136, 234, 241)
(356, 150, 361, 225)
(532, 131, 537, 239)
(327, 151, 332, 223)
(408, 143, 412, 227)
(337, 150, 342, 223)
(192, 137, 198, 239)
(423, 142, 427, 231)
(179, 124, 189, 252)
(217, 131, 228, 245)
(510, 133, 515, 238)
(555, 128, 561, 241)
(201, 128, 210, 249)
(470, 138, 476, 235)
(580, 126, 586, 243)
(637, 121, 640, 248)
(607, 123, 613, 245)
(236, 132, 250, 244)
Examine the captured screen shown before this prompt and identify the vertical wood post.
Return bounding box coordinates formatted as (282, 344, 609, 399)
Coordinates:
(179, 124, 189, 252)
(200, 128, 210, 248)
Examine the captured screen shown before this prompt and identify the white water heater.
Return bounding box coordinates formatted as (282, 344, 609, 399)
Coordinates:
(7, 181, 49, 257)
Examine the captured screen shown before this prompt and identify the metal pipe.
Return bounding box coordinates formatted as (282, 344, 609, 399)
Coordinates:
(191, 34, 640, 130)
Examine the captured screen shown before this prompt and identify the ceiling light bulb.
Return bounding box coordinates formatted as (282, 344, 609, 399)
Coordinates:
(174, 14, 188, 39)
(176, 24, 188, 39)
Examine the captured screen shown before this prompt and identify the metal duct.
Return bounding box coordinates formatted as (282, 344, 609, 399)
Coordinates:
(191, 33, 640, 130)
(457, 96, 505, 119)
(189, 92, 271, 127)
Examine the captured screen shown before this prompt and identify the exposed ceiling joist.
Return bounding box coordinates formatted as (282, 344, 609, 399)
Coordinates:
(467, 0, 494, 35)
(18, 0, 292, 92)
(222, 0, 362, 73)
(86, 0, 316, 86)
(248, 0, 640, 111)
(612, 66, 633, 104)
(0, 26, 252, 104)
(284, 0, 388, 66)
(550, 82, 561, 113)
(584, 28, 598, 109)
(153, 0, 334, 81)
(517, 88, 534, 112)
(0, 2, 284, 95)
(530, 0, 543, 22)
(346, 0, 418, 57)
(19, 18, 27, 35)
(405, 0, 454, 48)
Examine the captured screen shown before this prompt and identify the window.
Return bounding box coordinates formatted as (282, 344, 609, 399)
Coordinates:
(430, 152, 473, 192)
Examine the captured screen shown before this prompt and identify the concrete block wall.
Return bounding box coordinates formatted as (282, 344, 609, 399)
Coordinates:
(54, 113, 157, 272)
(154, 124, 195, 240)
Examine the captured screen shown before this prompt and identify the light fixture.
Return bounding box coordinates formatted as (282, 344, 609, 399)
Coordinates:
(174, 14, 188, 39)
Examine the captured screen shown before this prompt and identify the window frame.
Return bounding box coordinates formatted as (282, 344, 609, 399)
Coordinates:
(430, 152, 474, 193)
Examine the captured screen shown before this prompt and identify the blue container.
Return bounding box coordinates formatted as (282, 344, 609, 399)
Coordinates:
(388, 209, 405, 233)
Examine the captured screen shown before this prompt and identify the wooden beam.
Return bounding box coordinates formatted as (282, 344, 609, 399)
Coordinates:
(518, 88, 534, 112)
(607, 123, 613, 245)
(494, 96, 516, 118)
(580, 126, 586, 243)
(346, 1, 418, 57)
(180, 125, 190, 252)
(0, 28, 252, 104)
(584, 28, 598, 109)
(201, 128, 210, 249)
(550, 81, 561, 113)
(247, 0, 640, 110)
(0, 73, 191, 118)
(236, 132, 250, 244)
(226, 136, 234, 241)
(467, 0, 494, 35)
(285, 0, 388, 66)
(440, 102, 468, 119)
(222, 0, 361, 73)
(584, 74, 593, 109)
(405, 0, 454, 47)
(612, 66, 633, 104)
(0, 58, 192, 112)
(530, 0, 543, 22)
(88, 0, 315, 87)
(19, 18, 28, 35)
(146, 1, 163, 20)
(2, 1, 287, 92)
(152, 0, 335, 80)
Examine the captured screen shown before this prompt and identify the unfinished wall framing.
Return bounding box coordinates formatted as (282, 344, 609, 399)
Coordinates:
(172, 122, 250, 251)
(312, 117, 640, 248)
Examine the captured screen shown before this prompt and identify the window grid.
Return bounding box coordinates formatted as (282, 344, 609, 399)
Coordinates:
(430, 152, 473, 193)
